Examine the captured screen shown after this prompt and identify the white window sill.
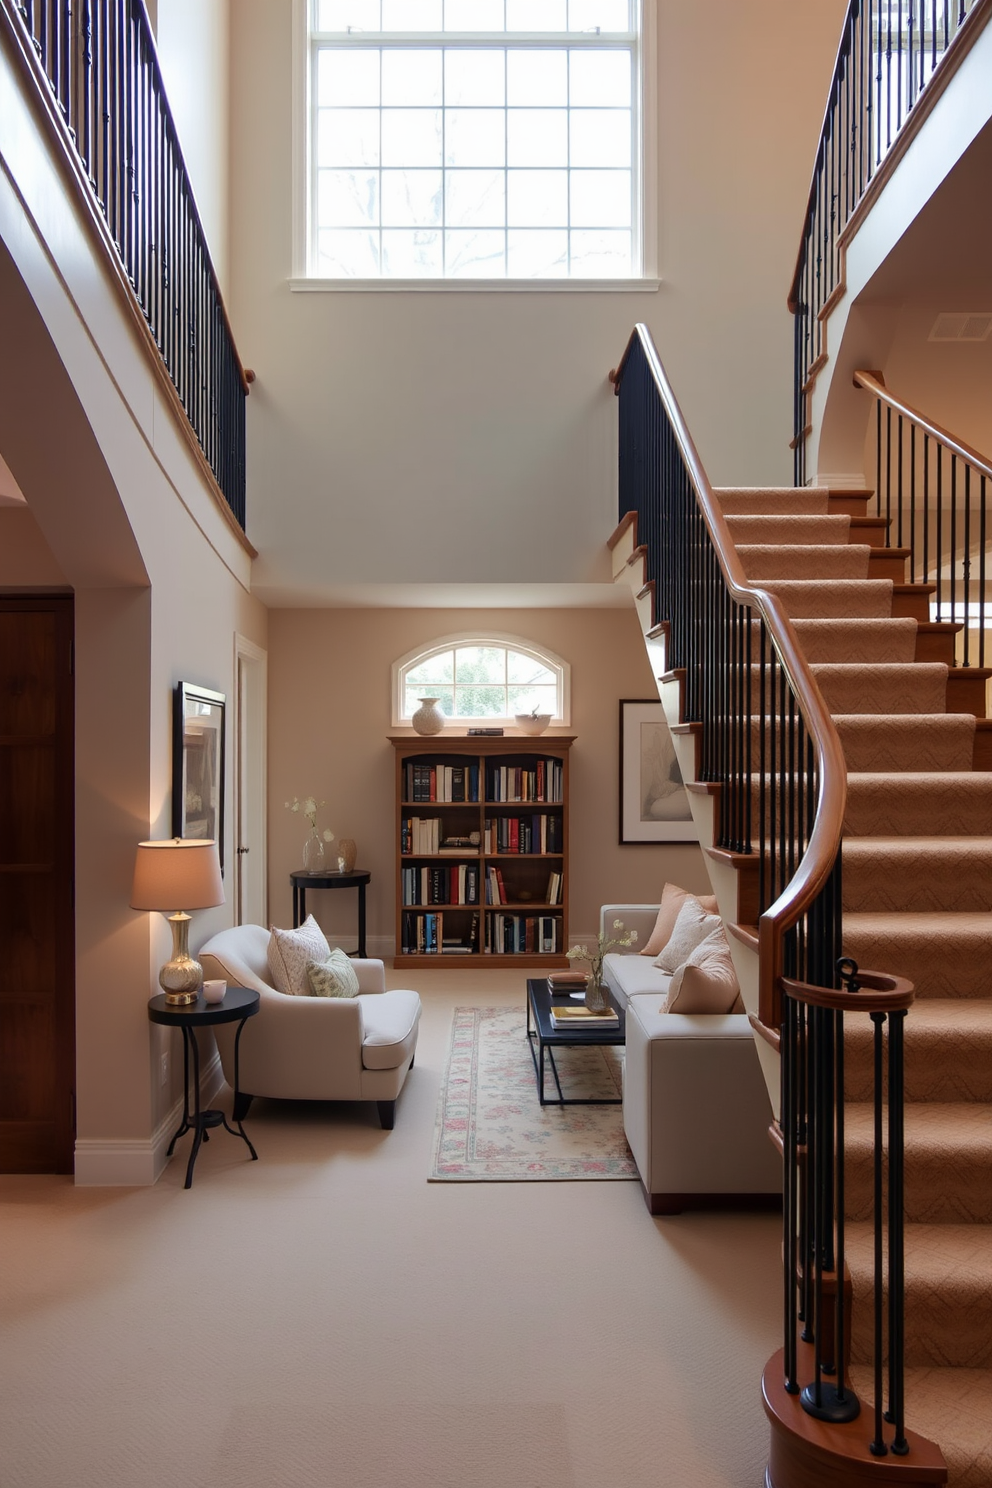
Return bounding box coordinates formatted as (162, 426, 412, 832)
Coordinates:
(289, 276, 660, 294)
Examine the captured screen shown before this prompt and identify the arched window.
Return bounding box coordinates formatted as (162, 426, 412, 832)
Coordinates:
(392, 634, 570, 727)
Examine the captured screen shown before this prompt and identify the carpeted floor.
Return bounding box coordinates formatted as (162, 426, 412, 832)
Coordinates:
(0, 968, 782, 1488)
(430, 1005, 636, 1181)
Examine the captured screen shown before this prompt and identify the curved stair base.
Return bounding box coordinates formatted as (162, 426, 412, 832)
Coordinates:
(763, 1348, 947, 1488)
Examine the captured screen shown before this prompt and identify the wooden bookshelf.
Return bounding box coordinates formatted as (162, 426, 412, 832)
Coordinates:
(389, 735, 574, 968)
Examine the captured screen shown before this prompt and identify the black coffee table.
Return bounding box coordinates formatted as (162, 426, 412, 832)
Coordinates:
(526, 977, 625, 1107)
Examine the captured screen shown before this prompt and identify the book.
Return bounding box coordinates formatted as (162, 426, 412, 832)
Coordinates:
(550, 1006, 619, 1029)
(547, 970, 587, 988)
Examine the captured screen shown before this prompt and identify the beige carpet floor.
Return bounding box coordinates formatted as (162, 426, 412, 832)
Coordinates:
(0, 968, 782, 1488)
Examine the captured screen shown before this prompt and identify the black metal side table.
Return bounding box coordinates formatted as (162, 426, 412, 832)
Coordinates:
(290, 869, 371, 956)
(148, 987, 260, 1188)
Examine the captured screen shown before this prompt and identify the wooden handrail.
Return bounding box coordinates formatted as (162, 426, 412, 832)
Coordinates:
(614, 325, 848, 1022)
(781, 968, 914, 1014)
(854, 369, 992, 480)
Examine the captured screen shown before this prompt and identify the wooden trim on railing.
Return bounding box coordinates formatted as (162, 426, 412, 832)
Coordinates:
(854, 370, 992, 479)
(781, 969, 914, 1014)
(0, 0, 256, 559)
(616, 324, 848, 1026)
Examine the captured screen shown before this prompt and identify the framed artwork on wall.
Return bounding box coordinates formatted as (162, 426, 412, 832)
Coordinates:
(173, 682, 226, 871)
(619, 698, 696, 844)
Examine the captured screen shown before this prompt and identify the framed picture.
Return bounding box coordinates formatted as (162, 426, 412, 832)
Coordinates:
(619, 699, 696, 843)
(173, 682, 226, 870)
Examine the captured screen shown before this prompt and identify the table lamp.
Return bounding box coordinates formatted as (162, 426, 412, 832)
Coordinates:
(131, 839, 225, 1004)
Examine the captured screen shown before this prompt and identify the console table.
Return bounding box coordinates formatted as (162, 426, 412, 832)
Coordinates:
(290, 869, 371, 957)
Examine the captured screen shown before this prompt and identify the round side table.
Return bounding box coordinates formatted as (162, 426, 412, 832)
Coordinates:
(290, 869, 371, 956)
(148, 987, 260, 1188)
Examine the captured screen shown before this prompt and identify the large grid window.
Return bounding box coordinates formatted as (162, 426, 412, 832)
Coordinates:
(310, 1, 641, 280)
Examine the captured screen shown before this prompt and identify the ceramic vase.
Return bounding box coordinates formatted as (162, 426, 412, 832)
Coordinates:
(584, 975, 610, 1014)
(412, 697, 446, 735)
(303, 829, 326, 874)
(336, 838, 358, 873)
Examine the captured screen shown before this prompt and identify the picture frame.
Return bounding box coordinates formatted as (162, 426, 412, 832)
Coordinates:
(173, 682, 226, 871)
(619, 698, 696, 843)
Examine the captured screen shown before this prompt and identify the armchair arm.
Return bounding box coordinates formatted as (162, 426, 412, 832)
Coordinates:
(352, 958, 386, 993)
(599, 904, 660, 952)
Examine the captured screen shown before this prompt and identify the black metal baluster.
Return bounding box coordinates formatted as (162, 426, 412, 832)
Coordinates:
(869, 1008, 888, 1456)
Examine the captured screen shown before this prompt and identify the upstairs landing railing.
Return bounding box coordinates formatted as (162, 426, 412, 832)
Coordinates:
(611, 324, 926, 1475)
(3, 0, 248, 527)
(856, 370, 992, 666)
(789, 0, 986, 484)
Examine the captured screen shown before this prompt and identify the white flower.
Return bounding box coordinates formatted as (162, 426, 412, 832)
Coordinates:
(323, 828, 335, 842)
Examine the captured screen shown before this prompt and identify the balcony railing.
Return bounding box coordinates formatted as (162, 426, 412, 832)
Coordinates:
(789, 0, 984, 484)
(8, 0, 248, 526)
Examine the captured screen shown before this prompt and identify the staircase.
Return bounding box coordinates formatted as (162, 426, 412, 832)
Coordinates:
(614, 469, 992, 1484)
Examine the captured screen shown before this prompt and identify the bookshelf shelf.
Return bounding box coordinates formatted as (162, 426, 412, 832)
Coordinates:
(390, 735, 573, 967)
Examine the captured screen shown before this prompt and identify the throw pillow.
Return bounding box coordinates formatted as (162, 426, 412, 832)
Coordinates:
(267, 914, 331, 996)
(652, 897, 722, 974)
(307, 948, 360, 999)
(666, 927, 741, 1015)
(640, 882, 719, 956)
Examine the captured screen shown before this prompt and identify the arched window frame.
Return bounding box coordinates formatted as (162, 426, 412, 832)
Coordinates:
(392, 632, 570, 728)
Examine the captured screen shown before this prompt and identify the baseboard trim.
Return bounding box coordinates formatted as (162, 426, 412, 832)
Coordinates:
(643, 1180, 783, 1216)
(74, 1052, 225, 1186)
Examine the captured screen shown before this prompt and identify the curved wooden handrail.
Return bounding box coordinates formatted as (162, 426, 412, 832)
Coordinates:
(781, 969, 914, 1014)
(614, 325, 848, 1019)
(854, 370, 992, 479)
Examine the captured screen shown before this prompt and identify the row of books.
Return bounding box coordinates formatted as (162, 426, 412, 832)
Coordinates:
(404, 762, 480, 803)
(485, 761, 563, 804)
(482, 867, 562, 906)
(400, 911, 480, 955)
(401, 864, 479, 906)
(483, 814, 562, 854)
(486, 914, 560, 955)
(401, 816, 442, 854)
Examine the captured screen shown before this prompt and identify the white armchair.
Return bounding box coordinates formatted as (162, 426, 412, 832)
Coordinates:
(198, 924, 421, 1129)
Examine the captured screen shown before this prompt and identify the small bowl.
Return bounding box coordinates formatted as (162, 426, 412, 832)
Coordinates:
(515, 713, 552, 735)
(202, 979, 227, 1005)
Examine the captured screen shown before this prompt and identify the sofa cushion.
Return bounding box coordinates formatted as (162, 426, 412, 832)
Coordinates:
(667, 928, 741, 1014)
(359, 990, 422, 1071)
(307, 947, 360, 998)
(603, 951, 674, 1006)
(653, 898, 722, 973)
(640, 883, 718, 956)
(267, 915, 331, 996)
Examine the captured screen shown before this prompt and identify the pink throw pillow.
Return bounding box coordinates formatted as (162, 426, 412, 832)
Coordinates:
(640, 882, 719, 956)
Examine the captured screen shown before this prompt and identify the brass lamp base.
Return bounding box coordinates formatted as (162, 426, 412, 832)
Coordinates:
(159, 911, 203, 1005)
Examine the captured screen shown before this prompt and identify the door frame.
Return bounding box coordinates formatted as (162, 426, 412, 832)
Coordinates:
(233, 634, 267, 927)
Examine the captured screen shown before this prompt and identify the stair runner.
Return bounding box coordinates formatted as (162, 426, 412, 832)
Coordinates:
(715, 488, 992, 1487)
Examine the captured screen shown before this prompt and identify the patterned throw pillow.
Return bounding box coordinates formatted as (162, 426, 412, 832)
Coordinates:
(307, 948, 360, 999)
(652, 897, 722, 974)
(666, 927, 741, 1014)
(267, 915, 331, 996)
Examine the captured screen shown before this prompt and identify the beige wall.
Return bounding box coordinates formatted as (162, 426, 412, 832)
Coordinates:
(154, 0, 232, 292)
(0, 508, 68, 585)
(229, 0, 848, 604)
(267, 606, 712, 952)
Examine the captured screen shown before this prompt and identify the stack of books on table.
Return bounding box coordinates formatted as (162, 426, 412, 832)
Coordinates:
(549, 1003, 620, 1030)
(547, 969, 588, 995)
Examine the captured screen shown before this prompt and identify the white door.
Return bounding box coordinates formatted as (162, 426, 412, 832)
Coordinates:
(234, 636, 267, 925)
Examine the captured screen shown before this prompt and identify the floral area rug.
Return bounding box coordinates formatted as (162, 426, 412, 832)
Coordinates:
(429, 1006, 637, 1181)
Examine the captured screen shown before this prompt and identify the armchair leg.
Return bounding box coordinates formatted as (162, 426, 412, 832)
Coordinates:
(233, 1091, 254, 1123)
(376, 1100, 395, 1130)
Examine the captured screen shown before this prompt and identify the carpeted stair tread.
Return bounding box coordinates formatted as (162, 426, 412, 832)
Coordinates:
(812, 662, 949, 715)
(847, 1222, 992, 1367)
(842, 837, 992, 912)
(737, 543, 872, 581)
(845, 999, 992, 1103)
(724, 514, 851, 545)
(844, 773, 992, 836)
(842, 912, 992, 999)
(713, 487, 830, 515)
(848, 1364, 992, 1487)
(759, 578, 895, 618)
(789, 617, 918, 664)
(845, 1103, 992, 1223)
(835, 714, 976, 772)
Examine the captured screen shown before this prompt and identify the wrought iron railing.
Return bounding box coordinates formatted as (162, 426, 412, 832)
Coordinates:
(6, 0, 248, 526)
(789, 0, 984, 484)
(612, 323, 917, 1468)
(857, 370, 992, 667)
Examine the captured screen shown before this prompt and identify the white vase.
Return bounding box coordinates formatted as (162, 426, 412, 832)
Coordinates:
(411, 697, 446, 735)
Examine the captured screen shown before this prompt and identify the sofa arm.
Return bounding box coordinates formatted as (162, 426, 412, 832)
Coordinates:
(599, 904, 659, 951)
(353, 958, 386, 993)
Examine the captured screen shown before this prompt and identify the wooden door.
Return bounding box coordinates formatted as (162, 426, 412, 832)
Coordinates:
(0, 596, 75, 1172)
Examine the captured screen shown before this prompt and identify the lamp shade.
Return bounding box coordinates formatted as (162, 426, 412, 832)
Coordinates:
(130, 839, 225, 912)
